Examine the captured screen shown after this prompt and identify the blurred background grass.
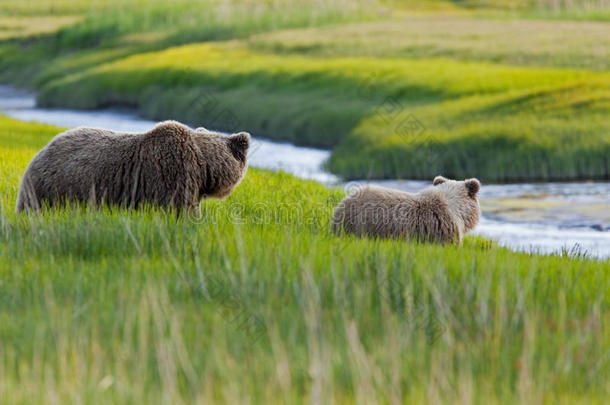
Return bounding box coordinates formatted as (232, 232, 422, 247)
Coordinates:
(2, 0, 609, 182)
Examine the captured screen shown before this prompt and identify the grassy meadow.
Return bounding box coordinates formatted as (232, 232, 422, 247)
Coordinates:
(1, 1, 610, 402)
(1, 115, 609, 403)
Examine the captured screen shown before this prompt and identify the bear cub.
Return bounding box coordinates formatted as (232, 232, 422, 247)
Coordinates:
(17, 121, 250, 214)
(332, 176, 481, 245)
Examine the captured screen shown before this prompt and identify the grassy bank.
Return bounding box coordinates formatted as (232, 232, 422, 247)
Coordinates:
(35, 41, 610, 182)
(1, 1, 609, 183)
(1, 115, 610, 403)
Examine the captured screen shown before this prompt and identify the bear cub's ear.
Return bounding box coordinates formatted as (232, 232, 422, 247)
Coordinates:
(465, 178, 481, 197)
(433, 175, 448, 186)
(228, 132, 250, 159)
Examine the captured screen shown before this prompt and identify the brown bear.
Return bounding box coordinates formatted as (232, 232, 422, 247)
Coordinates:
(332, 176, 481, 244)
(16, 121, 250, 214)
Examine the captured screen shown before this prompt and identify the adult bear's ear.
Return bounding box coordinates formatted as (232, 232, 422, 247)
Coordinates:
(465, 178, 481, 197)
(433, 175, 448, 186)
(228, 132, 250, 159)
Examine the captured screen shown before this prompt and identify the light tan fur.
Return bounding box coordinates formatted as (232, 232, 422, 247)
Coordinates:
(332, 176, 481, 245)
(16, 121, 250, 214)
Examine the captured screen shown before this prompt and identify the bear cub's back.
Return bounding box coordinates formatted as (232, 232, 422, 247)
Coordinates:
(332, 177, 481, 244)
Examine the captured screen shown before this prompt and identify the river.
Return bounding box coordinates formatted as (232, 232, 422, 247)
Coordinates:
(1, 85, 608, 259)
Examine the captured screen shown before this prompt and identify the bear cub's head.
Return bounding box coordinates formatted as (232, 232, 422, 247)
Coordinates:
(194, 127, 251, 199)
(432, 175, 481, 232)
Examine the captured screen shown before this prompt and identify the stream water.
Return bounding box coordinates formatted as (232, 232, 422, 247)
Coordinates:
(1, 85, 608, 259)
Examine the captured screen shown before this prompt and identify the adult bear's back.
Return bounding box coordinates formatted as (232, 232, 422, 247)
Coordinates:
(16, 123, 201, 211)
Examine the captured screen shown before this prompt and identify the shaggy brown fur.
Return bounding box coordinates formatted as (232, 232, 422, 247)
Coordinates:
(332, 176, 481, 244)
(16, 121, 250, 214)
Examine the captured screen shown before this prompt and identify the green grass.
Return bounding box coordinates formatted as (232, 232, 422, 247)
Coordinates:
(1, 116, 609, 404)
(1, 1, 609, 402)
(33, 42, 610, 182)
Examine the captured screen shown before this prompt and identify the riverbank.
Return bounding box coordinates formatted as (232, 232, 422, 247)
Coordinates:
(1, 114, 609, 404)
(32, 41, 610, 182)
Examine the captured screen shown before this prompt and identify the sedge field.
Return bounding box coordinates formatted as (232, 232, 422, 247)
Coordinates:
(1, 116, 609, 403)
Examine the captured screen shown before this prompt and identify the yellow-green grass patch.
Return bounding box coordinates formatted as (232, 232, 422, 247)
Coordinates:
(35, 42, 610, 181)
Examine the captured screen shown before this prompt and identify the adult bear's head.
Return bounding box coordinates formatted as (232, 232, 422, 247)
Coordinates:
(193, 127, 251, 199)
